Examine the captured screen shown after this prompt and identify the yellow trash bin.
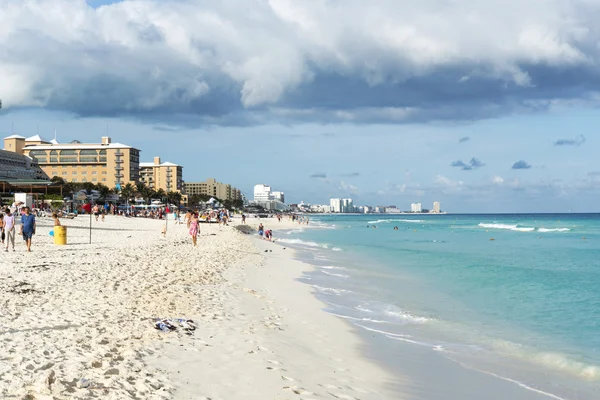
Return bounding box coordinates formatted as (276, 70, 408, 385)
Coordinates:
(54, 226, 67, 245)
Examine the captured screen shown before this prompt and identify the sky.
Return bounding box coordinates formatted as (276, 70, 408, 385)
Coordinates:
(1, 0, 600, 213)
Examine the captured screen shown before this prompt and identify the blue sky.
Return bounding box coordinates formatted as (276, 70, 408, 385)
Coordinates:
(1, 0, 600, 212)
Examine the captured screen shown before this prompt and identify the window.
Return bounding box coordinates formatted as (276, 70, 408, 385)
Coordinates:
(92, 171, 97, 175)
(62, 172, 67, 176)
(81, 171, 87, 175)
(50, 150, 58, 163)
(102, 171, 107, 175)
(72, 171, 78, 175)
(29, 150, 48, 163)
(102, 178, 106, 182)
(59, 150, 78, 163)
(80, 149, 98, 163)
(92, 178, 97, 182)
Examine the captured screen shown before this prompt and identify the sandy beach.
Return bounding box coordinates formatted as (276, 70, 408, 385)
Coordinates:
(0, 215, 395, 399)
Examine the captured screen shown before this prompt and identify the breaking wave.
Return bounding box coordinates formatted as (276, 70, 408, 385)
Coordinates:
(479, 223, 571, 233)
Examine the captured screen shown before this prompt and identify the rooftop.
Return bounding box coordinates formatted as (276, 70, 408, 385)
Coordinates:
(140, 161, 181, 167)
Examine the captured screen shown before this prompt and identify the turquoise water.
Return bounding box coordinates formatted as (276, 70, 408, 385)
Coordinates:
(276, 214, 600, 398)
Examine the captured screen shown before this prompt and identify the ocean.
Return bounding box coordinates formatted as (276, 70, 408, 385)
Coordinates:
(275, 214, 600, 399)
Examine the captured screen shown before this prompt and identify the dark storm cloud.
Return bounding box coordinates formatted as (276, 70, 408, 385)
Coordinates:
(4, 1, 600, 126)
(554, 135, 586, 146)
(512, 160, 532, 169)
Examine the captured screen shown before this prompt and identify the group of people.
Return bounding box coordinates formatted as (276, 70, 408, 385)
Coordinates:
(257, 223, 273, 241)
(290, 214, 309, 225)
(0, 206, 36, 252)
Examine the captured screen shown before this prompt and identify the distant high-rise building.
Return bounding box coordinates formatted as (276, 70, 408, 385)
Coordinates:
(330, 198, 342, 213)
(410, 202, 422, 213)
(341, 198, 354, 213)
(254, 184, 272, 202)
(271, 191, 285, 203)
(184, 178, 242, 201)
(253, 184, 287, 210)
(433, 201, 441, 213)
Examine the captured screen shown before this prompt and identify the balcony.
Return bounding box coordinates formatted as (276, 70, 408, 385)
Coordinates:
(115, 173, 124, 178)
(115, 158, 124, 164)
(115, 166, 124, 171)
(115, 152, 124, 157)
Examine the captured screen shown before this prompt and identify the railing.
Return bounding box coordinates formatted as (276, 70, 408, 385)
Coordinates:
(115, 173, 124, 178)
(115, 158, 124, 163)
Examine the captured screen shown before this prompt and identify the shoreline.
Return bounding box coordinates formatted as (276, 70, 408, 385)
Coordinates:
(147, 218, 399, 398)
(274, 215, 600, 400)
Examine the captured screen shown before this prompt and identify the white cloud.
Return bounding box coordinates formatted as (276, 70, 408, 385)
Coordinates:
(0, 0, 599, 122)
(492, 175, 505, 184)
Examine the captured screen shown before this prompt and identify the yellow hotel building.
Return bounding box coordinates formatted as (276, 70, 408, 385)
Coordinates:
(139, 157, 183, 193)
(3, 135, 140, 188)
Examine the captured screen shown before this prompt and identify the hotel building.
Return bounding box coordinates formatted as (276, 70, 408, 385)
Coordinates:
(184, 178, 242, 201)
(139, 157, 183, 193)
(0, 147, 49, 182)
(3, 135, 140, 188)
(410, 202, 423, 213)
(433, 201, 441, 213)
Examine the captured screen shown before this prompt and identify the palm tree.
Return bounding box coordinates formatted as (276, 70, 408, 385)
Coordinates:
(95, 183, 110, 202)
(120, 183, 135, 204)
(167, 191, 182, 209)
(154, 188, 166, 201)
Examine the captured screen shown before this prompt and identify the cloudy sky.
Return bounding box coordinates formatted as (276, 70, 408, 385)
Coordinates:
(2, 0, 600, 212)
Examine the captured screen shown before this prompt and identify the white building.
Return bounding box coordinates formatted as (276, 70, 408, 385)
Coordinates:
(363, 206, 370, 214)
(432, 201, 441, 213)
(330, 198, 342, 213)
(254, 184, 272, 202)
(385, 206, 402, 214)
(253, 184, 287, 210)
(271, 191, 285, 203)
(410, 202, 422, 213)
(375, 206, 385, 213)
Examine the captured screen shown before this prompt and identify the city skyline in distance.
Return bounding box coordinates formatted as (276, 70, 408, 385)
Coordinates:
(2, 1, 600, 213)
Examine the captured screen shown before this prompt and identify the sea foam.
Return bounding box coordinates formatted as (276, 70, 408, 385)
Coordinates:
(478, 223, 570, 233)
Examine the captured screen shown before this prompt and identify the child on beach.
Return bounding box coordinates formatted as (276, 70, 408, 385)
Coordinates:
(3, 208, 15, 251)
(189, 213, 200, 246)
(52, 213, 61, 227)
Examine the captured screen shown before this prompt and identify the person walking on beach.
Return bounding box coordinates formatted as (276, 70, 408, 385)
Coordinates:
(93, 204, 100, 221)
(19, 207, 36, 252)
(0, 212, 4, 245)
(241, 214, 246, 224)
(3, 208, 15, 251)
(184, 210, 191, 228)
(189, 212, 200, 246)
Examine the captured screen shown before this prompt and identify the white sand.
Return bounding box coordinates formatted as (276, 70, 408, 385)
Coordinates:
(0, 215, 396, 399)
